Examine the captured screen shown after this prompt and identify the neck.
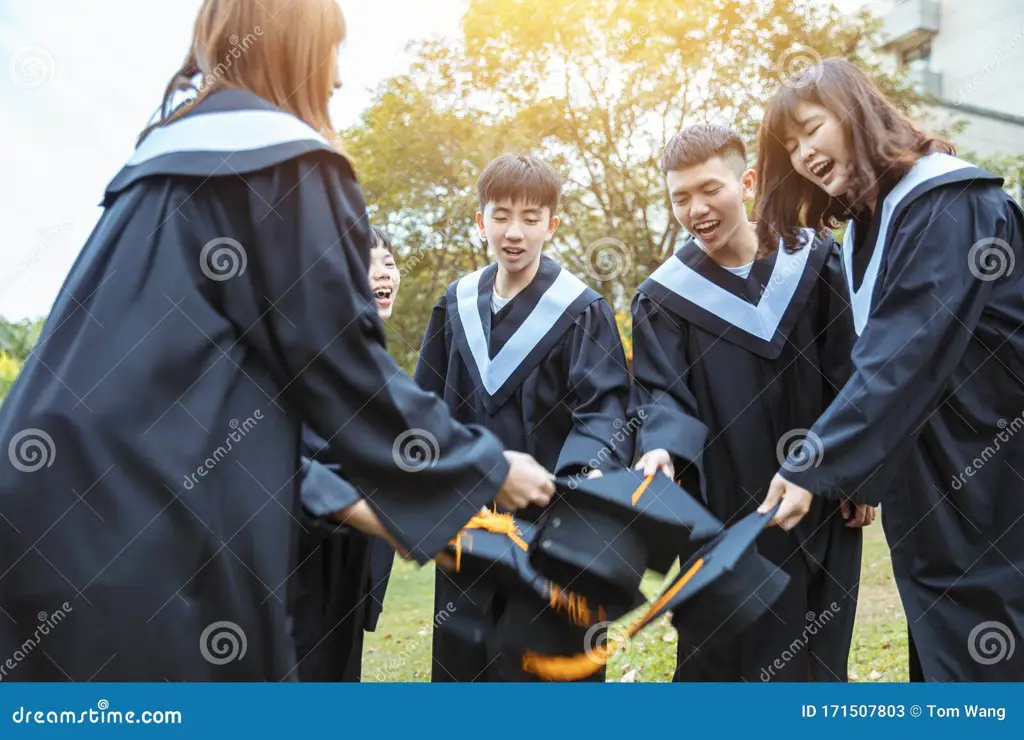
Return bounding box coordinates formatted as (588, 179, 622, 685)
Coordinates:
(495, 256, 542, 299)
(705, 222, 757, 268)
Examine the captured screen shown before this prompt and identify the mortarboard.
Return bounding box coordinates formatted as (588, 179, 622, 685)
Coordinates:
(439, 509, 645, 650)
(520, 505, 789, 681)
(528, 469, 722, 605)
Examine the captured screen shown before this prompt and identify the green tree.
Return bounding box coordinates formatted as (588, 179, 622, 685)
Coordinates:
(343, 0, 922, 370)
(0, 316, 45, 362)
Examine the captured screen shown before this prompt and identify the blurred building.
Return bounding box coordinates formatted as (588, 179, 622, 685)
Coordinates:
(875, 0, 1024, 198)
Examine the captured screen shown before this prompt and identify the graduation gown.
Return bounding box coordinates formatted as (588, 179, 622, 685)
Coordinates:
(0, 89, 507, 681)
(414, 255, 634, 681)
(631, 231, 862, 682)
(291, 429, 395, 682)
(780, 154, 1024, 681)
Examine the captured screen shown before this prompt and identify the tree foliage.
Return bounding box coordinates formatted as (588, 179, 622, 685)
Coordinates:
(344, 0, 922, 371)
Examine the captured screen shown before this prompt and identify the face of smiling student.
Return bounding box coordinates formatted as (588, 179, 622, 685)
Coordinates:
(477, 199, 558, 275)
(368, 244, 400, 320)
(782, 99, 855, 201)
(666, 154, 755, 252)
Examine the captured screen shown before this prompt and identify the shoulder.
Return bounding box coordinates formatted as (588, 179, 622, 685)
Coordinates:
(897, 179, 1016, 243)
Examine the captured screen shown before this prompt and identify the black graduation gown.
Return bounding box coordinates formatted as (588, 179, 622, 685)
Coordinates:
(780, 154, 1024, 681)
(414, 255, 634, 682)
(291, 429, 395, 682)
(0, 89, 507, 682)
(630, 231, 862, 682)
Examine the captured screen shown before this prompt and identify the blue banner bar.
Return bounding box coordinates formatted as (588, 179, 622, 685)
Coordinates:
(1, 684, 1022, 738)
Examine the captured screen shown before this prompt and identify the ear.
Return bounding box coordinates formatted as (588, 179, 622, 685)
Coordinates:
(544, 215, 560, 242)
(475, 211, 486, 240)
(741, 168, 757, 203)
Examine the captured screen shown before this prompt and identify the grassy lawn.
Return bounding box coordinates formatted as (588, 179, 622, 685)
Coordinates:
(363, 522, 908, 682)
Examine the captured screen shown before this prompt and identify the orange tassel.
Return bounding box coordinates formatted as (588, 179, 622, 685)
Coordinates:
(522, 556, 705, 681)
(631, 473, 654, 506)
(448, 507, 529, 572)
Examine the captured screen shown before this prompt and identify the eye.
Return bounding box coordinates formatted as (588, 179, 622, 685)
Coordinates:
(707, 187, 722, 196)
(525, 219, 540, 226)
(493, 217, 507, 223)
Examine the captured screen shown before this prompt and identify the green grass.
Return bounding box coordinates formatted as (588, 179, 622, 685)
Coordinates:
(363, 523, 908, 682)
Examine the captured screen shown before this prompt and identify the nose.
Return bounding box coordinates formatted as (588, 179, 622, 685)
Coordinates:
(506, 222, 524, 241)
(690, 199, 710, 220)
(800, 141, 817, 168)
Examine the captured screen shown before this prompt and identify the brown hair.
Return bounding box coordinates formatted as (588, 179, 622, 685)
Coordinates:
(661, 124, 747, 175)
(138, 0, 346, 148)
(477, 154, 562, 214)
(754, 58, 954, 255)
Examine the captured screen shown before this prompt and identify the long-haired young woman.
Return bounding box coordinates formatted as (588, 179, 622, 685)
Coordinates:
(0, 0, 553, 682)
(755, 58, 1024, 681)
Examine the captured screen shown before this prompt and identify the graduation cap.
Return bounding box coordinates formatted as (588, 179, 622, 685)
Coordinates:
(520, 506, 790, 681)
(438, 509, 645, 648)
(528, 469, 722, 605)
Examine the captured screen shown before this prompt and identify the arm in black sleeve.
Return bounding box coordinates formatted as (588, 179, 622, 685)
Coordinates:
(222, 154, 508, 562)
(413, 294, 451, 397)
(782, 187, 1004, 504)
(628, 291, 707, 496)
(556, 299, 634, 477)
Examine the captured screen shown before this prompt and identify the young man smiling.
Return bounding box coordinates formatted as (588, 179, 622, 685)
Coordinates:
(630, 125, 870, 682)
(415, 153, 633, 682)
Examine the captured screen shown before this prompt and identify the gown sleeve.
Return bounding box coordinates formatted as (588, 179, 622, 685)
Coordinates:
(412, 294, 451, 398)
(781, 185, 1008, 504)
(555, 299, 634, 477)
(220, 153, 508, 562)
(628, 291, 707, 496)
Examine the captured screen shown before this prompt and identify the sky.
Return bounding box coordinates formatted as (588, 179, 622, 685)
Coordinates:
(0, 0, 468, 321)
